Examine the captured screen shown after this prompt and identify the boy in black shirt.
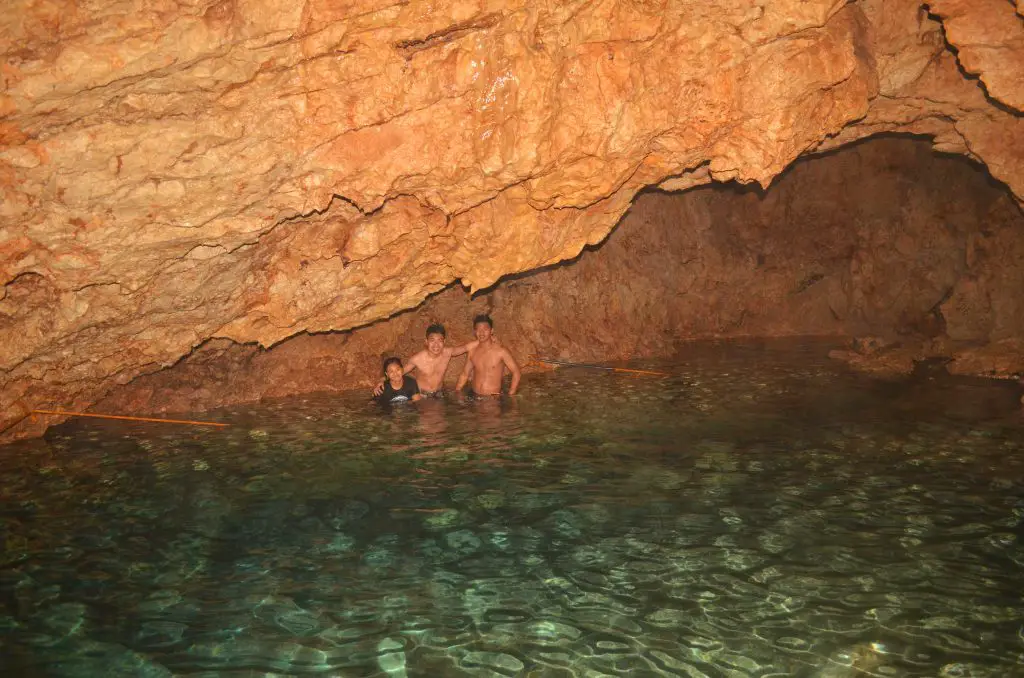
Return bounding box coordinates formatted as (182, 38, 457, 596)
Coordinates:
(376, 357, 422, 404)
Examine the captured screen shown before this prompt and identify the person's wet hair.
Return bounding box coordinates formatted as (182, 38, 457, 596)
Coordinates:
(473, 313, 493, 328)
(382, 356, 402, 375)
(426, 323, 446, 338)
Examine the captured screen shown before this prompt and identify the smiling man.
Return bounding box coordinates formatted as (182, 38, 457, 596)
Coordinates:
(373, 323, 480, 398)
(455, 314, 521, 397)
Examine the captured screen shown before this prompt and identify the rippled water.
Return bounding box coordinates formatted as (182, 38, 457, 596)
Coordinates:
(3, 340, 1024, 677)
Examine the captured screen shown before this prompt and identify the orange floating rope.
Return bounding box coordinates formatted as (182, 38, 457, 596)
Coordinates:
(529, 357, 671, 377)
(606, 366, 672, 377)
(525, 359, 559, 371)
(32, 410, 228, 428)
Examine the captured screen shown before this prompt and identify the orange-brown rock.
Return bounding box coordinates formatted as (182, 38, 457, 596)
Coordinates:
(947, 340, 1024, 380)
(925, 0, 1024, 113)
(94, 138, 1024, 418)
(2, 0, 1024, 440)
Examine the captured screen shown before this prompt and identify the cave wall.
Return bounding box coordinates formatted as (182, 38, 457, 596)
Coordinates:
(3, 0, 1024, 440)
(501, 138, 1017, 354)
(91, 137, 1024, 417)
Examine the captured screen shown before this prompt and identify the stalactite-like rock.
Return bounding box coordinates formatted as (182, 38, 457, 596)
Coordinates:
(93, 137, 1024, 417)
(2, 0, 1023, 440)
(925, 0, 1024, 113)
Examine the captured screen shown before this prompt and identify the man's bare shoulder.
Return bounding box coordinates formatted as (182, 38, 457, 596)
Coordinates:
(408, 349, 430, 364)
(498, 345, 519, 362)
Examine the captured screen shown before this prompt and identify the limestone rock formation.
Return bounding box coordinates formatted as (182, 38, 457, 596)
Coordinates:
(95, 138, 1024, 417)
(925, 0, 1024, 112)
(2, 0, 1023, 440)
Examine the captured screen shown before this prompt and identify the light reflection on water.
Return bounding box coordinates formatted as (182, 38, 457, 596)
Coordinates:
(2, 340, 1023, 677)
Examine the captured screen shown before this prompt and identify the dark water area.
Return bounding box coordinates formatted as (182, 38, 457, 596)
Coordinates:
(2, 339, 1024, 677)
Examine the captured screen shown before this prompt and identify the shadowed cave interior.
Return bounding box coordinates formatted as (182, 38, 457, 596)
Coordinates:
(7, 2, 1024, 674)
(7, 136, 1024, 678)
(93, 135, 1024, 418)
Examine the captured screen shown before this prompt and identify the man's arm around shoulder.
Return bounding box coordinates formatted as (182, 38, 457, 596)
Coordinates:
(450, 340, 479, 357)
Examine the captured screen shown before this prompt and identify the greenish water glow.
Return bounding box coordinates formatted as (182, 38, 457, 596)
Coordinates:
(2, 340, 1023, 677)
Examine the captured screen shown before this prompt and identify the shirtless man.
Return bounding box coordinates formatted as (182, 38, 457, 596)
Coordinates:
(373, 324, 479, 397)
(455, 314, 521, 396)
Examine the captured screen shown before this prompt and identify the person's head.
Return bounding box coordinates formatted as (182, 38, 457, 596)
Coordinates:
(382, 356, 403, 382)
(473, 313, 493, 342)
(425, 323, 446, 355)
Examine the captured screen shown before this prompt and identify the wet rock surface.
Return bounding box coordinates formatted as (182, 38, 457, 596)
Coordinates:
(90, 138, 1024, 420)
(3, 0, 1024, 441)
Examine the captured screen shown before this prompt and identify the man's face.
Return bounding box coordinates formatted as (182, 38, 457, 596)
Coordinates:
(425, 333, 445, 355)
(385, 363, 404, 382)
(474, 322, 492, 342)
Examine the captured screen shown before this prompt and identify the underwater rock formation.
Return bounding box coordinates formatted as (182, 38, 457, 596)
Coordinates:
(2, 0, 1023, 439)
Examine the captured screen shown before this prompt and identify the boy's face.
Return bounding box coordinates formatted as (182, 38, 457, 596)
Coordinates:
(474, 322, 492, 342)
(385, 362, 404, 383)
(425, 333, 445, 355)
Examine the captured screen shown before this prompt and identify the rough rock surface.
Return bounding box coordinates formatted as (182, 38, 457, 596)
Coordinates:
(94, 138, 1024, 418)
(2, 0, 1024, 440)
(925, 0, 1024, 112)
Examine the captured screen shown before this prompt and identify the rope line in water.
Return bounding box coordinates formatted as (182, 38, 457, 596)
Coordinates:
(31, 410, 229, 428)
(528, 357, 670, 377)
(24, 362, 666, 432)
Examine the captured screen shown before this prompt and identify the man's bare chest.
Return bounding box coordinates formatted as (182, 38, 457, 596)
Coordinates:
(419, 354, 450, 373)
(472, 349, 504, 371)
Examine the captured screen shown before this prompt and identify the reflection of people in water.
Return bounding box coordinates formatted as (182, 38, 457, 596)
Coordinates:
(472, 393, 505, 429)
(375, 357, 422, 405)
(415, 396, 448, 439)
(455, 314, 521, 397)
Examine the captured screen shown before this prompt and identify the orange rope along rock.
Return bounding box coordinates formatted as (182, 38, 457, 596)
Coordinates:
(530, 357, 670, 377)
(32, 410, 229, 428)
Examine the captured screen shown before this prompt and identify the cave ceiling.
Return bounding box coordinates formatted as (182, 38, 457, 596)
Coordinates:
(1, 0, 1023, 440)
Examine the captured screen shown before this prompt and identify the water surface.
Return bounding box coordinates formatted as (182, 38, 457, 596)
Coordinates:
(3, 340, 1023, 677)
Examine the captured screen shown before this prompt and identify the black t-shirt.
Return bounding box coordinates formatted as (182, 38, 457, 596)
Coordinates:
(378, 376, 419, 404)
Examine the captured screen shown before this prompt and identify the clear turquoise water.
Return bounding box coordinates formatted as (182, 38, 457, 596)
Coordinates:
(2, 340, 1023, 677)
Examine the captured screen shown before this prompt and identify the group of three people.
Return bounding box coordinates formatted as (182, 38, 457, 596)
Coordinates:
(374, 314, 521, 404)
